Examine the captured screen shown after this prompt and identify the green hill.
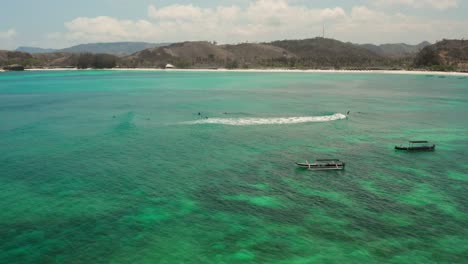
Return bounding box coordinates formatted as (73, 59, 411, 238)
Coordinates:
(121, 38, 410, 69)
(269, 38, 384, 68)
(4, 38, 468, 72)
(414, 39, 468, 71)
(124, 41, 232, 68)
(0, 50, 33, 66)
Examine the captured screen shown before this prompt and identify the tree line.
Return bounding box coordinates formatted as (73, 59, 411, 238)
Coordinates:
(75, 53, 117, 69)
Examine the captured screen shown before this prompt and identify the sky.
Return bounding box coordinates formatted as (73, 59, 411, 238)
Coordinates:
(1, 0, 467, 50)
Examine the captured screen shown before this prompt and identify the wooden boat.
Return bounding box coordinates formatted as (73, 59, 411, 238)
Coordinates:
(295, 159, 345, 170)
(395, 141, 435, 151)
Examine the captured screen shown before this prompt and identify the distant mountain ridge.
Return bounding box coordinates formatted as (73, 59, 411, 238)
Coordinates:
(16, 42, 170, 56)
(16, 47, 57, 53)
(359, 42, 431, 58)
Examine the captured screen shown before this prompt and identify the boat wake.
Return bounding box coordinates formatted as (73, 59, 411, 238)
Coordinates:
(182, 113, 347, 126)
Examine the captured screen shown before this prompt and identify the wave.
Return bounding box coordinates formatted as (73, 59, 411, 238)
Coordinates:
(182, 113, 347, 126)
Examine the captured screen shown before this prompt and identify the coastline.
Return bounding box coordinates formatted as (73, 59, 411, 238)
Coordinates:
(13, 67, 468, 76)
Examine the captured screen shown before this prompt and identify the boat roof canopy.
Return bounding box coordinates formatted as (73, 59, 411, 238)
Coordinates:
(316, 159, 340, 161)
(410, 141, 429, 143)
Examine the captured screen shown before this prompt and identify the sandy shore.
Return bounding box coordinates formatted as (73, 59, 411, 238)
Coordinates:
(24, 68, 79, 71)
(15, 67, 468, 76)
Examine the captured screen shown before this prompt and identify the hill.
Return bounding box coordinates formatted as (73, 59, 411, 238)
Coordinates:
(0, 50, 120, 69)
(31, 53, 76, 67)
(359, 42, 430, 58)
(221, 43, 295, 68)
(268, 38, 394, 68)
(2, 39, 412, 70)
(122, 38, 410, 69)
(4, 38, 468, 71)
(124, 41, 234, 68)
(124, 41, 304, 69)
(414, 39, 468, 71)
(0, 50, 33, 66)
(16, 42, 169, 56)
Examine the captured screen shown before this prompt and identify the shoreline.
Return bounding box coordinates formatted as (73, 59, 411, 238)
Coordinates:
(9, 68, 468, 76)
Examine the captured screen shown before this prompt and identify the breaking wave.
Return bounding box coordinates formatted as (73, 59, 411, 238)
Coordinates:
(182, 113, 347, 126)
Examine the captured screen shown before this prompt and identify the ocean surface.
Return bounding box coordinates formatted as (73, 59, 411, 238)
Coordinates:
(0, 70, 467, 263)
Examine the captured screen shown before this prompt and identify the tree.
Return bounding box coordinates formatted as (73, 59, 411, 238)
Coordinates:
(175, 59, 191, 68)
(76, 53, 117, 69)
(414, 46, 440, 67)
(93, 54, 117, 68)
(76, 53, 94, 69)
(225, 59, 239, 69)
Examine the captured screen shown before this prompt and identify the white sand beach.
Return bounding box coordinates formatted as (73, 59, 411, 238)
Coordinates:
(105, 67, 468, 77)
(15, 67, 468, 76)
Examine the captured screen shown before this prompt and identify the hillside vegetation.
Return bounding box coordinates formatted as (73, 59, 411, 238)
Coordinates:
(124, 41, 232, 68)
(121, 38, 412, 69)
(269, 38, 384, 68)
(2, 38, 468, 71)
(0, 51, 33, 65)
(414, 39, 468, 71)
(1, 51, 119, 69)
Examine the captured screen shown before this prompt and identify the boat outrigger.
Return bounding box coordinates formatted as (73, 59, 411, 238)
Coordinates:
(395, 141, 435, 151)
(295, 159, 345, 170)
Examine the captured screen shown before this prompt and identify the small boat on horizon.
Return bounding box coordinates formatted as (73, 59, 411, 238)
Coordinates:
(395, 141, 435, 151)
(295, 159, 345, 170)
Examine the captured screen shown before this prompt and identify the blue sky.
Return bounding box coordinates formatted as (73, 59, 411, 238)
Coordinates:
(1, 0, 467, 49)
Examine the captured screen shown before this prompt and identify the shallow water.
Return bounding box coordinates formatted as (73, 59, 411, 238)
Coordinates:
(0, 70, 467, 263)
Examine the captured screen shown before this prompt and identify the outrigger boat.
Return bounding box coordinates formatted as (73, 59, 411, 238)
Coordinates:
(395, 141, 435, 151)
(295, 159, 345, 170)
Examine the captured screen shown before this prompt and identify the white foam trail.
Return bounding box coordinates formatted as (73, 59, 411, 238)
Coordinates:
(182, 113, 346, 126)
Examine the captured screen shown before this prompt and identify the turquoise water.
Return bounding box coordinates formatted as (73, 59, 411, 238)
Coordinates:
(0, 70, 467, 263)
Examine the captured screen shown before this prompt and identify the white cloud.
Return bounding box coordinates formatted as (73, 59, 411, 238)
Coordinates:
(54, 1, 347, 45)
(148, 4, 207, 21)
(46, 0, 468, 47)
(65, 16, 159, 41)
(335, 5, 467, 44)
(0, 29, 17, 39)
(372, 0, 459, 10)
(350, 6, 389, 22)
(46, 16, 161, 46)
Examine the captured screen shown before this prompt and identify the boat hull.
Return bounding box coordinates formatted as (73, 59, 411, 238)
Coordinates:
(394, 145, 435, 151)
(295, 162, 345, 170)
